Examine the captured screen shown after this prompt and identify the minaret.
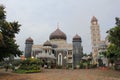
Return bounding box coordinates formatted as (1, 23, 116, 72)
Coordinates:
(72, 34, 83, 68)
(25, 37, 33, 58)
(90, 16, 101, 60)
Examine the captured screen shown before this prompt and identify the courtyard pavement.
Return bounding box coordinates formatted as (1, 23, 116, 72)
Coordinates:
(0, 68, 120, 80)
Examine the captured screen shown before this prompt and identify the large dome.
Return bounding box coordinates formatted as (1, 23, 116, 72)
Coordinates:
(49, 28, 67, 40)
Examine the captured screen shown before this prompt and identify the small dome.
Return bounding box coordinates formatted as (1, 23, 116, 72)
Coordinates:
(73, 34, 81, 42)
(91, 16, 97, 22)
(43, 40, 52, 46)
(26, 37, 33, 42)
(49, 28, 67, 40)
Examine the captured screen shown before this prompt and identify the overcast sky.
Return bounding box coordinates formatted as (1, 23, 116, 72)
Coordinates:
(0, 0, 120, 54)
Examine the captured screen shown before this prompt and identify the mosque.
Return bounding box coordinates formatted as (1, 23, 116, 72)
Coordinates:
(25, 25, 83, 68)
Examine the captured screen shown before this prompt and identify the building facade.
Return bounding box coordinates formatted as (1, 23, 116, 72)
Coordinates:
(98, 40, 108, 66)
(25, 27, 83, 68)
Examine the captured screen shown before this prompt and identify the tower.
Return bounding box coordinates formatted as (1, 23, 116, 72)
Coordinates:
(25, 37, 33, 58)
(72, 34, 83, 68)
(90, 16, 101, 60)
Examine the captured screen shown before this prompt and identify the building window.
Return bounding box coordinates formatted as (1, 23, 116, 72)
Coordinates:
(45, 49, 47, 53)
(40, 51, 42, 53)
(68, 51, 72, 55)
(94, 43, 96, 46)
(93, 39, 96, 42)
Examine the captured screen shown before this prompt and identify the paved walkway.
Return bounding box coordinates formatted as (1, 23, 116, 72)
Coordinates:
(0, 69, 120, 80)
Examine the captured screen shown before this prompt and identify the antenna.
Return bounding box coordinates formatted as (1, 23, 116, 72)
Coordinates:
(57, 22, 60, 29)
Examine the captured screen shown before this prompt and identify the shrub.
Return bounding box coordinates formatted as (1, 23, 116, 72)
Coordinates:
(79, 61, 91, 69)
(66, 64, 72, 69)
(79, 62, 84, 69)
(56, 65, 62, 69)
(14, 58, 42, 73)
(14, 69, 41, 74)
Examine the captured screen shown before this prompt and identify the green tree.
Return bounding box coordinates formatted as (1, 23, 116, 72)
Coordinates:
(0, 5, 5, 46)
(107, 44, 120, 62)
(0, 5, 22, 61)
(107, 17, 120, 61)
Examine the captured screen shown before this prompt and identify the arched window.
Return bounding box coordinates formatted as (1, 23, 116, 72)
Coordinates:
(58, 53, 62, 65)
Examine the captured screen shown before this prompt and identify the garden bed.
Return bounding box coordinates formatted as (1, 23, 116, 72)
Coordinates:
(14, 69, 41, 74)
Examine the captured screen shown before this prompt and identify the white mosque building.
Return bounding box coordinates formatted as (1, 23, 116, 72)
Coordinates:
(25, 26, 83, 68)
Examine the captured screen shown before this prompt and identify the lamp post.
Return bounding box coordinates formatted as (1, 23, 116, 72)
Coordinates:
(31, 56, 34, 59)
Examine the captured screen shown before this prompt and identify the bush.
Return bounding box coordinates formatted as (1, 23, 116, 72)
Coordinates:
(56, 65, 62, 69)
(14, 58, 42, 73)
(91, 64, 97, 68)
(14, 69, 41, 73)
(79, 62, 84, 69)
(66, 64, 72, 69)
(115, 61, 120, 70)
(79, 61, 92, 69)
(12, 59, 22, 66)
